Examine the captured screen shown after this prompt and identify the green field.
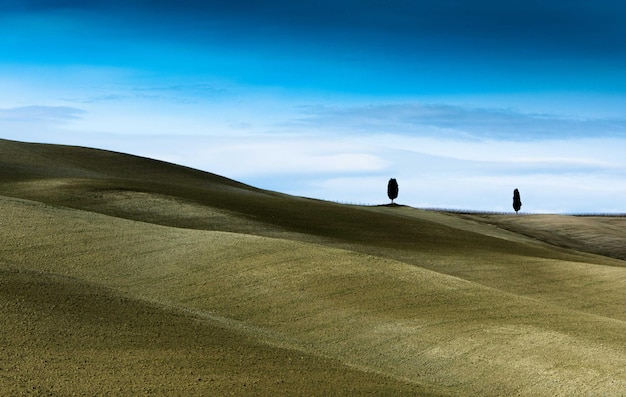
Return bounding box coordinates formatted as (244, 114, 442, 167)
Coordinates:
(1, 138, 625, 396)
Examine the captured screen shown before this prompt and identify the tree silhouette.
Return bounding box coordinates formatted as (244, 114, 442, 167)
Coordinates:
(387, 178, 399, 204)
(513, 188, 522, 214)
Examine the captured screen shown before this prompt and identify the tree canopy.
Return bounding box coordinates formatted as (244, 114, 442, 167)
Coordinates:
(513, 188, 522, 214)
(387, 178, 399, 204)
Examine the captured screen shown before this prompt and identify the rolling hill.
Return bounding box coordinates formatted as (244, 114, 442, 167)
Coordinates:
(1, 138, 625, 396)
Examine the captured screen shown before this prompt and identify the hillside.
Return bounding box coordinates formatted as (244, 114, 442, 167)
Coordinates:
(460, 212, 626, 261)
(1, 138, 625, 396)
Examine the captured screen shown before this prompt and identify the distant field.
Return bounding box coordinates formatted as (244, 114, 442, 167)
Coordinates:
(460, 212, 626, 261)
(1, 138, 625, 396)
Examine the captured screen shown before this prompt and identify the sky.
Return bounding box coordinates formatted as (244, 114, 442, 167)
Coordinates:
(2, 0, 626, 213)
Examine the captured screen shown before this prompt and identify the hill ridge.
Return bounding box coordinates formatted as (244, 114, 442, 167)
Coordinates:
(2, 138, 626, 396)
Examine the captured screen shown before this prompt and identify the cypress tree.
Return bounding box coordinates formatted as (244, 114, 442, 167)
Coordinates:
(387, 178, 399, 204)
(513, 188, 522, 214)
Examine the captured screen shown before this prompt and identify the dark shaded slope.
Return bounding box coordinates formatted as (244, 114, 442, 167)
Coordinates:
(462, 213, 626, 261)
(0, 138, 255, 189)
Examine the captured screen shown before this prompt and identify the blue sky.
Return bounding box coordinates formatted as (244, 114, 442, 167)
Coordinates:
(2, 1, 626, 213)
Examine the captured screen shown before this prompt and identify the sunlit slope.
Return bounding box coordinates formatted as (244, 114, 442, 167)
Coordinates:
(2, 196, 626, 396)
(1, 267, 427, 396)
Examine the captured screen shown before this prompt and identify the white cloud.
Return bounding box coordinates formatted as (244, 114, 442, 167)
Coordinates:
(139, 133, 626, 213)
(185, 138, 389, 177)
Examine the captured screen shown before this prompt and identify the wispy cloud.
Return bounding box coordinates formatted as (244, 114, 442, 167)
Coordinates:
(65, 82, 229, 104)
(193, 138, 388, 177)
(0, 105, 86, 140)
(293, 103, 626, 140)
(0, 105, 85, 122)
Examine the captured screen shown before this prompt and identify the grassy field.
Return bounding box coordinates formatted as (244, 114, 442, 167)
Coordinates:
(1, 138, 625, 396)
